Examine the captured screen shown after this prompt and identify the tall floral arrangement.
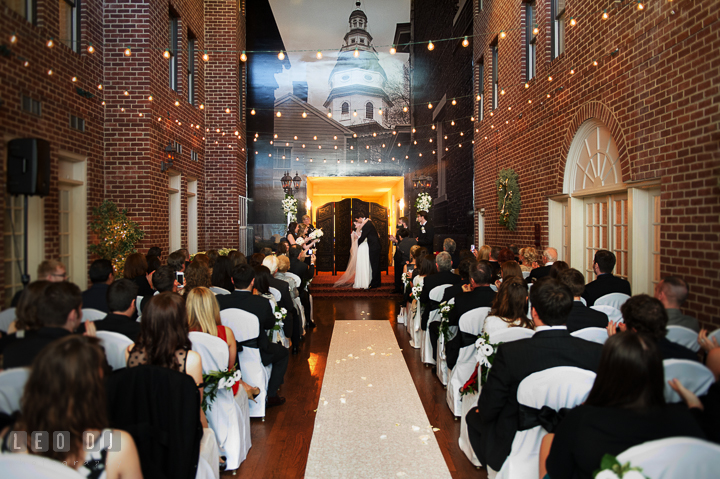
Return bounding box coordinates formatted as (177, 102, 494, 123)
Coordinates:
(282, 194, 298, 218)
(415, 192, 432, 212)
(88, 200, 145, 275)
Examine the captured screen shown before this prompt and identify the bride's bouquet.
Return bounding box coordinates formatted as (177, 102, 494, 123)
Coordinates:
(308, 228, 323, 242)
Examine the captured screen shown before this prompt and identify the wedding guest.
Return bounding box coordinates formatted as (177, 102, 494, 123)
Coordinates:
(3, 282, 84, 369)
(262, 255, 298, 353)
(476, 244, 492, 262)
(582, 249, 631, 306)
(416, 211, 435, 253)
(0, 281, 50, 353)
(82, 259, 114, 313)
(10, 259, 67, 307)
(302, 214, 315, 235)
(654, 276, 699, 332)
(275, 255, 298, 299)
(495, 260, 524, 289)
(192, 253, 210, 269)
(124, 253, 154, 297)
(146, 254, 161, 275)
(167, 251, 186, 275)
(228, 250, 247, 268)
(182, 261, 211, 297)
(393, 228, 416, 293)
(217, 264, 289, 407)
(403, 246, 425, 306)
(497, 247, 516, 264)
(527, 247, 558, 283)
(147, 246, 163, 261)
(488, 246, 502, 281)
(186, 287, 260, 400)
(288, 245, 316, 330)
(206, 250, 219, 269)
(466, 277, 603, 474)
(2, 335, 142, 478)
(558, 268, 609, 332)
(92, 279, 141, 341)
(286, 222, 299, 244)
(153, 265, 180, 294)
(212, 256, 235, 292)
(296, 224, 319, 261)
(421, 252, 462, 332)
(548, 260, 569, 279)
(519, 247, 540, 273)
(443, 238, 459, 269)
(249, 253, 265, 267)
(482, 276, 534, 335)
(541, 332, 705, 479)
(442, 257, 477, 302)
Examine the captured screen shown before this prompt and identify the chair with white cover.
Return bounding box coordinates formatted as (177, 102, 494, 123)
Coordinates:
(666, 325, 701, 353)
(709, 328, 720, 346)
(446, 307, 491, 416)
(96, 331, 134, 370)
(0, 307, 16, 333)
(616, 437, 720, 479)
(590, 304, 623, 324)
(488, 326, 535, 345)
(570, 327, 609, 345)
(459, 390, 482, 467)
(496, 367, 597, 479)
(189, 332, 250, 469)
(284, 272, 306, 331)
(436, 298, 456, 386)
(421, 284, 453, 365)
(210, 286, 231, 295)
(595, 292, 630, 309)
(196, 427, 221, 479)
(135, 296, 143, 322)
(0, 368, 30, 414)
(663, 359, 714, 403)
(268, 287, 282, 303)
(409, 276, 424, 349)
(0, 455, 85, 479)
(220, 308, 271, 419)
(82, 308, 106, 322)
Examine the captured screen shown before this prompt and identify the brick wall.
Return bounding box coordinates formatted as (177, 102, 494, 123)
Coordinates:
(473, 0, 720, 325)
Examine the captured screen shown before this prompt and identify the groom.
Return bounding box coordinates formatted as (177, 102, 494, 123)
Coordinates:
(354, 211, 381, 288)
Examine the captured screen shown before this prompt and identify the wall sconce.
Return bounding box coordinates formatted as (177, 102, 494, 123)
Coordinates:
(281, 171, 303, 195)
(412, 175, 433, 190)
(399, 197, 405, 212)
(162, 142, 177, 172)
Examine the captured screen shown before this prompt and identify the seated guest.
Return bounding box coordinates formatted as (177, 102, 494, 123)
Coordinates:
(275, 255, 298, 298)
(442, 257, 477, 302)
(10, 259, 67, 307)
(206, 249, 219, 269)
(192, 253, 210, 268)
(288, 245, 316, 330)
(228, 250, 247, 268)
(125, 292, 207, 428)
(488, 246, 502, 280)
(153, 265, 180, 293)
(262, 255, 298, 353)
(654, 276, 699, 332)
(276, 242, 289, 256)
(249, 252, 265, 267)
(217, 264, 289, 407)
(495, 260, 524, 289)
(212, 256, 235, 292)
(443, 238, 459, 269)
(93, 279, 141, 341)
(519, 247, 540, 273)
(182, 261, 211, 297)
(611, 294, 698, 361)
(82, 259, 114, 313)
(444, 262, 497, 369)
(558, 268, 609, 332)
(147, 245, 163, 262)
(528, 247, 557, 283)
(541, 333, 705, 479)
(393, 228, 416, 293)
(420, 252, 462, 332)
(146, 254, 161, 274)
(3, 282, 84, 369)
(497, 247, 516, 264)
(582, 249, 631, 306)
(482, 276, 534, 335)
(3, 335, 142, 478)
(466, 277, 603, 474)
(548, 260, 569, 279)
(124, 253, 154, 296)
(186, 286, 260, 400)
(3, 280, 50, 336)
(476, 244, 491, 262)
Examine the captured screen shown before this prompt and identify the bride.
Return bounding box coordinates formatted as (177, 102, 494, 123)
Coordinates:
(334, 218, 372, 289)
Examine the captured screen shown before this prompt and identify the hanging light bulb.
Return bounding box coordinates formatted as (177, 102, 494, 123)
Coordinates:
(602, 10, 609, 20)
(124, 47, 132, 56)
(353, 110, 358, 116)
(10, 33, 17, 44)
(199, 103, 204, 109)
(163, 49, 171, 59)
(428, 102, 433, 109)
(378, 108, 383, 115)
(175, 100, 180, 106)
(593, 60, 599, 66)
(240, 51, 247, 62)
(225, 107, 231, 113)
(97, 84, 103, 90)
(500, 31, 506, 39)
(570, 68, 575, 75)
(47, 69, 53, 75)
(403, 106, 408, 112)
(124, 90, 129, 96)
(525, 82, 530, 88)
(462, 36, 469, 47)
(148, 95, 153, 101)
(500, 88, 506, 95)
(390, 45, 396, 55)
(427, 41, 434, 51)
(46, 38, 54, 48)
(548, 75, 553, 81)
(432, 124, 436, 130)
(637, 2, 644, 10)
(327, 111, 332, 117)
(278, 51, 285, 60)
(316, 51, 322, 59)
(471, 116, 475, 122)
(452, 98, 457, 105)
(354, 48, 359, 57)
(276, 111, 282, 117)
(533, 25, 539, 35)
(302, 111, 307, 118)
(451, 120, 455, 126)
(569, 17, 577, 26)
(202, 52, 209, 62)
(71, 76, 77, 82)
(476, 94, 481, 101)
(250, 109, 256, 115)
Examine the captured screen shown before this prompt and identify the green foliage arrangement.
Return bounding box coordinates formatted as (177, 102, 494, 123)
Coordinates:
(496, 169, 521, 231)
(88, 200, 145, 275)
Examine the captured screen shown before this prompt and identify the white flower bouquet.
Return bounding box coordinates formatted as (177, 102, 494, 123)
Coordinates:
(308, 228, 323, 241)
(474, 332, 501, 386)
(438, 298, 455, 344)
(271, 306, 287, 332)
(282, 194, 298, 217)
(415, 192, 432, 212)
(201, 366, 241, 412)
(411, 285, 422, 302)
(593, 455, 647, 478)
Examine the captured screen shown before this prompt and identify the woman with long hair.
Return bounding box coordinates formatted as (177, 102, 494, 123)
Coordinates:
(286, 222, 299, 244)
(5, 280, 50, 334)
(125, 292, 207, 428)
(476, 244, 491, 261)
(482, 276, 533, 335)
(1, 335, 142, 478)
(540, 333, 705, 479)
(211, 255, 235, 292)
(182, 261, 211, 297)
(186, 287, 260, 400)
(124, 252, 153, 296)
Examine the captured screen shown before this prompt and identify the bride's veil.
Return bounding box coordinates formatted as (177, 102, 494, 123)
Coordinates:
(334, 230, 360, 287)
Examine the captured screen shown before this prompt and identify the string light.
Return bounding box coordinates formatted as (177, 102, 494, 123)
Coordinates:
(71, 76, 77, 82)
(302, 111, 307, 118)
(250, 109, 256, 115)
(10, 33, 17, 44)
(602, 10, 609, 20)
(427, 41, 434, 51)
(226, 108, 231, 113)
(451, 99, 457, 105)
(390, 45, 396, 55)
(278, 51, 285, 60)
(199, 104, 204, 109)
(316, 51, 322, 59)
(353, 110, 358, 116)
(124, 90, 129, 96)
(47, 69, 53, 75)
(97, 84, 103, 90)
(427, 102, 433, 109)
(500, 88, 506, 95)
(276, 111, 282, 117)
(87, 44, 95, 54)
(500, 31, 506, 39)
(476, 95, 481, 101)
(570, 68, 575, 75)
(378, 108, 383, 115)
(569, 18, 577, 26)
(202, 52, 209, 62)
(403, 106, 408, 112)
(46, 38, 54, 48)
(163, 49, 171, 59)
(637, 2, 644, 10)
(148, 95, 153, 101)
(354, 48, 359, 57)
(593, 60, 599, 66)
(175, 100, 180, 106)
(327, 110, 332, 117)
(462, 37, 469, 47)
(548, 75, 553, 81)
(240, 51, 247, 62)
(451, 120, 455, 126)
(124, 47, 131, 56)
(533, 25, 539, 35)
(525, 83, 529, 88)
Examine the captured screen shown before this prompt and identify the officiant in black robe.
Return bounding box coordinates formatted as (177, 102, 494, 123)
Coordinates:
(354, 212, 382, 288)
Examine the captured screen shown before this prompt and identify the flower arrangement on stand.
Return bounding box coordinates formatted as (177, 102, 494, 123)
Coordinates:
(201, 366, 241, 412)
(593, 455, 647, 479)
(282, 194, 298, 220)
(415, 192, 432, 213)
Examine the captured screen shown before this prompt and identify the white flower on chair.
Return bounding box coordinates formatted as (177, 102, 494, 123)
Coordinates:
(595, 471, 620, 479)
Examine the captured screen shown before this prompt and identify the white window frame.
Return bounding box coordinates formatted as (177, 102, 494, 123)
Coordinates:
(187, 178, 198, 254)
(57, 153, 88, 290)
(169, 173, 181, 252)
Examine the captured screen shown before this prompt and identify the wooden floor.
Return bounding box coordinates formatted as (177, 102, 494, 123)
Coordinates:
(225, 298, 486, 479)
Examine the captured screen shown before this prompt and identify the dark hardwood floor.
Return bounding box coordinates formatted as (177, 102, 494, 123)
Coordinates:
(224, 298, 486, 478)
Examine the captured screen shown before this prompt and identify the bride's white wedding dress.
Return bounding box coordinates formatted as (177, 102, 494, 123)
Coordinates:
(333, 229, 371, 289)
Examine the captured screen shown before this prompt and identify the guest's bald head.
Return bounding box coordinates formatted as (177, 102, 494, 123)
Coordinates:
(543, 247, 558, 263)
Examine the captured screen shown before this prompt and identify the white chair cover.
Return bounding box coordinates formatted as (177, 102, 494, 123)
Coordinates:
(595, 292, 630, 309)
(488, 327, 535, 344)
(522, 271, 530, 279)
(210, 286, 231, 295)
(220, 309, 271, 419)
(95, 331, 133, 370)
(189, 332, 250, 469)
(436, 298, 456, 386)
(570, 327, 609, 345)
(0, 368, 30, 414)
(459, 389, 482, 467)
(285, 272, 302, 290)
(578, 297, 587, 306)
(397, 306, 407, 326)
(616, 437, 720, 479)
(590, 304, 623, 324)
(666, 325, 701, 353)
(0, 454, 85, 478)
(421, 284, 453, 365)
(196, 427, 220, 479)
(268, 287, 282, 303)
(446, 307, 491, 416)
(663, 359, 714, 403)
(135, 296, 143, 322)
(0, 307, 16, 333)
(496, 367, 596, 479)
(82, 308, 106, 322)
(294, 296, 306, 332)
(409, 276, 424, 349)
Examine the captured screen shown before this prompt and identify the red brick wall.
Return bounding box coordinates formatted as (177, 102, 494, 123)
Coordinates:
(473, 0, 720, 325)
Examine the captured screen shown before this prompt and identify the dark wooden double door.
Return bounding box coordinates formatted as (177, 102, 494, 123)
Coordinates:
(315, 198, 389, 275)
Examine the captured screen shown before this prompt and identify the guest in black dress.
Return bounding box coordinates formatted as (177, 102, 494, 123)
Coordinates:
(540, 332, 705, 479)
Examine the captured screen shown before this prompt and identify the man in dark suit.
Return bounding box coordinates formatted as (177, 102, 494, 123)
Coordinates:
(82, 259, 114, 313)
(217, 264, 289, 407)
(93, 278, 141, 341)
(443, 238, 460, 269)
(420, 252, 462, 331)
(582, 249, 632, 306)
(466, 277, 603, 473)
(354, 212, 382, 288)
(488, 246, 501, 281)
(527, 247, 557, 283)
(558, 268, 608, 332)
(444, 261, 497, 369)
(415, 211, 434, 253)
(441, 257, 476, 302)
(288, 245, 315, 330)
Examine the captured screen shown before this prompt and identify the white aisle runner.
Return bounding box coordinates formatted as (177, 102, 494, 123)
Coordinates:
(305, 320, 452, 479)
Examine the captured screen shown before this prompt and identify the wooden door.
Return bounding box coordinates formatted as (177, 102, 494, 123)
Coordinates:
(315, 202, 335, 273)
(369, 202, 389, 273)
(334, 198, 352, 273)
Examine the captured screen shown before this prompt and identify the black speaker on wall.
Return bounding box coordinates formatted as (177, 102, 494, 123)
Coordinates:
(7, 138, 51, 196)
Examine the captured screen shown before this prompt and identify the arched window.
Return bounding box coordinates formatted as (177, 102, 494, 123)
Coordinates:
(341, 102, 349, 115)
(365, 102, 373, 119)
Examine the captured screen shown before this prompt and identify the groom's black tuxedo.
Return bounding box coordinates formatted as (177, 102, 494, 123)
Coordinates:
(358, 219, 382, 288)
